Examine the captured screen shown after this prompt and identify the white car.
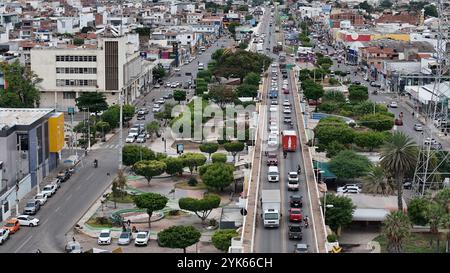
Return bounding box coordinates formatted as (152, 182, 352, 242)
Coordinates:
(337, 184, 361, 194)
(34, 193, 48, 205)
(136, 134, 146, 143)
(41, 184, 57, 197)
(283, 100, 290, 106)
(268, 134, 278, 146)
(125, 134, 136, 143)
(424, 137, 438, 145)
(283, 108, 292, 114)
(156, 98, 165, 104)
(269, 125, 279, 135)
(271, 63, 277, 67)
(269, 106, 278, 112)
(128, 128, 140, 138)
(118, 231, 132, 245)
(165, 82, 172, 88)
(152, 104, 161, 113)
(154, 84, 161, 88)
(174, 68, 181, 72)
(288, 172, 299, 183)
(98, 229, 112, 245)
(134, 231, 150, 246)
(16, 215, 40, 227)
(389, 101, 398, 108)
(0, 228, 9, 245)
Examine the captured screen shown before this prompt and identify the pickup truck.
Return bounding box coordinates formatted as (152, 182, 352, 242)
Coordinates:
(288, 225, 303, 240)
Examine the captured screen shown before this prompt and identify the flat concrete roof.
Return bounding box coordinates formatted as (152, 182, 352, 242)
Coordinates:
(0, 108, 54, 130)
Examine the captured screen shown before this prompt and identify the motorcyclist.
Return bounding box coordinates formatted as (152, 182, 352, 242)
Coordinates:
(94, 159, 98, 168)
(304, 216, 309, 228)
(297, 165, 301, 174)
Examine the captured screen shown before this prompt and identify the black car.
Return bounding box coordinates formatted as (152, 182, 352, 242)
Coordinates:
(284, 116, 292, 123)
(57, 169, 71, 182)
(353, 81, 361, 85)
(290, 195, 303, 208)
(288, 225, 303, 240)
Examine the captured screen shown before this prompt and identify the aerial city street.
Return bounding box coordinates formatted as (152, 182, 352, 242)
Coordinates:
(0, 0, 449, 255)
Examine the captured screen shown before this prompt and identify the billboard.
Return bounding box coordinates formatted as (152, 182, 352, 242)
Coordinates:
(48, 112, 65, 153)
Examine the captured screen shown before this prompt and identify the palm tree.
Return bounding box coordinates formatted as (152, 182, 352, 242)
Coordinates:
(380, 132, 418, 211)
(383, 211, 411, 253)
(363, 165, 396, 195)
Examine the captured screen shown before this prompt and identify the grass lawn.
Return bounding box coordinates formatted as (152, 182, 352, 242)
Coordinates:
(374, 233, 447, 253)
(175, 180, 208, 190)
(86, 217, 113, 229)
(107, 194, 134, 203)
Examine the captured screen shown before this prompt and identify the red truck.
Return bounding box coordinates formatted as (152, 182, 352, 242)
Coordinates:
(282, 130, 297, 152)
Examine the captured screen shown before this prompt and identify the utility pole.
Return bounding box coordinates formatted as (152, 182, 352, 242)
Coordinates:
(87, 107, 91, 151)
(118, 91, 124, 170)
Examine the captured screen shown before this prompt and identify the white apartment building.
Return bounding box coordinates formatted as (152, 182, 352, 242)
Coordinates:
(187, 13, 203, 25)
(31, 35, 153, 112)
(57, 17, 80, 34)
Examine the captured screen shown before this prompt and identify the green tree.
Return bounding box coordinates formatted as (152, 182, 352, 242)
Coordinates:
(348, 85, 369, 103)
(317, 102, 339, 113)
(323, 91, 346, 103)
(95, 121, 110, 139)
(243, 72, 261, 86)
(238, 42, 248, 50)
(315, 124, 355, 147)
(133, 192, 168, 228)
(354, 131, 386, 151)
(116, 169, 127, 200)
(299, 69, 311, 81)
(424, 5, 438, 17)
(224, 141, 245, 162)
(382, 211, 411, 253)
(359, 113, 394, 131)
(0, 60, 42, 107)
(178, 194, 221, 223)
(173, 90, 187, 103)
(133, 160, 166, 185)
(197, 70, 213, 83)
(408, 197, 429, 226)
(80, 26, 95, 33)
(73, 37, 84, 46)
(75, 92, 108, 114)
(212, 229, 238, 251)
(146, 121, 160, 139)
(212, 50, 271, 81)
(380, 132, 418, 211)
(111, 180, 119, 208)
(329, 150, 371, 179)
(325, 141, 346, 158)
(211, 48, 226, 62)
(157, 225, 201, 253)
(227, 22, 240, 38)
(208, 85, 236, 107)
(358, 1, 374, 13)
(153, 64, 166, 82)
(211, 153, 227, 163)
(199, 143, 219, 160)
(180, 153, 207, 175)
(322, 193, 356, 234)
(380, 0, 393, 9)
(134, 27, 151, 36)
(200, 163, 234, 191)
(236, 84, 258, 98)
(302, 79, 324, 102)
(363, 165, 395, 195)
(163, 157, 184, 176)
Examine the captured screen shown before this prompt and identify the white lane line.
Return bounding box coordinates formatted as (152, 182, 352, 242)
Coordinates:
(41, 218, 49, 226)
(86, 173, 94, 181)
(66, 194, 73, 200)
(14, 236, 33, 253)
(54, 206, 60, 212)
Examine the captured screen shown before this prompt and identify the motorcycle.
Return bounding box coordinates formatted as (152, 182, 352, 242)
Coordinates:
(93, 160, 98, 168)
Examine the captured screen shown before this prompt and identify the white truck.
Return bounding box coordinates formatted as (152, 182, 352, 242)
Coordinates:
(256, 43, 263, 53)
(261, 190, 281, 228)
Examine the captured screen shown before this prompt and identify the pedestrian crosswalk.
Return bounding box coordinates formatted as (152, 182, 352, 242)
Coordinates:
(97, 143, 121, 149)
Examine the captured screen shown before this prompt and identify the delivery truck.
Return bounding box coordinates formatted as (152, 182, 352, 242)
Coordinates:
(256, 43, 263, 53)
(282, 130, 297, 152)
(261, 190, 281, 228)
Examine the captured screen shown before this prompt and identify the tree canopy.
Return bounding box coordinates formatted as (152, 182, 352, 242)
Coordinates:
(153, 64, 166, 81)
(348, 85, 369, 103)
(329, 150, 371, 179)
(75, 92, 108, 114)
(199, 143, 219, 160)
(133, 160, 166, 185)
(211, 50, 271, 81)
(301, 79, 324, 101)
(173, 90, 187, 102)
(133, 192, 168, 228)
(122, 145, 156, 166)
(179, 194, 221, 223)
(322, 193, 356, 233)
(212, 229, 238, 251)
(383, 211, 411, 253)
(157, 225, 201, 253)
(163, 157, 184, 176)
(200, 163, 234, 191)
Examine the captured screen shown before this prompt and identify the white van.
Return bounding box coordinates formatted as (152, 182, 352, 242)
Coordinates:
(268, 166, 279, 183)
(198, 63, 204, 70)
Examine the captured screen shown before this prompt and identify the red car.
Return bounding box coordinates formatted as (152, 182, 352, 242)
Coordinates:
(289, 208, 303, 222)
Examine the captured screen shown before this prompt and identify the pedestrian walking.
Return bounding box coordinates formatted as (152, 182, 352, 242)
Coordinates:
(107, 172, 110, 177)
(127, 219, 131, 227)
(412, 112, 415, 117)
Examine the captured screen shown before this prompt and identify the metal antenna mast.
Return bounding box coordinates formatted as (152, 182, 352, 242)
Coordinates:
(412, 0, 450, 196)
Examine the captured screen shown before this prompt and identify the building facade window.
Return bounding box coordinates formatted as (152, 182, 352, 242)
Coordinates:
(56, 67, 97, 74)
(55, 55, 97, 62)
(56, 79, 97, 87)
(63, 92, 76, 99)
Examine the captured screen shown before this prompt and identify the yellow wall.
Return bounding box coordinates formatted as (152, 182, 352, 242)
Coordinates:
(48, 113, 64, 153)
(371, 34, 410, 42)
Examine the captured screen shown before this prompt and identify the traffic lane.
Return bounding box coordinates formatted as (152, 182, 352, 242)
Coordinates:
(285, 76, 313, 253)
(0, 147, 118, 253)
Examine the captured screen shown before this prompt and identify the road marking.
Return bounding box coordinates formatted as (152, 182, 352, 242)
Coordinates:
(41, 218, 49, 226)
(14, 236, 33, 253)
(86, 173, 94, 181)
(54, 206, 60, 212)
(66, 194, 72, 200)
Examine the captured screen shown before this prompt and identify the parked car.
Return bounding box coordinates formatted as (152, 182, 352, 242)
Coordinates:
(290, 195, 303, 208)
(97, 229, 112, 245)
(42, 184, 57, 197)
(57, 170, 70, 182)
(134, 231, 150, 246)
(395, 118, 403, 126)
(414, 124, 423, 131)
(337, 184, 361, 194)
(163, 93, 173, 99)
(34, 193, 48, 205)
(137, 108, 149, 115)
(0, 228, 10, 245)
(23, 200, 40, 215)
(125, 134, 136, 143)
(156, 98, 165, 104)
(118, 230, 132, 245)
(283, 100, 290, 106)
(136, 134, 146, 143)
(2, 219, 20, 234)
(16, 215, 40, 227)
(152, 104, 161, 113)
(154, 84, 161, 88)
(370, 81, 381, 88)
(289, 208, 303, 222)
(137, 114, 146, 120)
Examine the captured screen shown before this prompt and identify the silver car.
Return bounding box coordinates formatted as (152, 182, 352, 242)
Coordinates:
(414, 124, 423, 131)
(118, 231, 132, 245)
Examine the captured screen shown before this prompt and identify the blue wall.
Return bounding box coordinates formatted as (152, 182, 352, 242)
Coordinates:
(28, 127, 37, 188)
